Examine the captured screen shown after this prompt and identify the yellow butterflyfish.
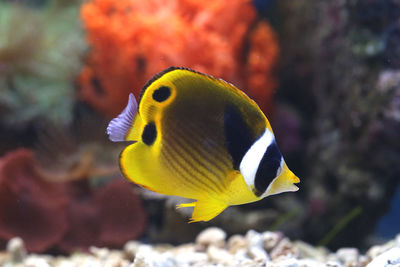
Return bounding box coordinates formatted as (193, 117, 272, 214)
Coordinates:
(107, 67, 300, 222)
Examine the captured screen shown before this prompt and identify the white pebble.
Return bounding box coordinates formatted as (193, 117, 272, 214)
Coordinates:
(196, 227, 226, 248)
(245, 230, 269, 263)
(272, 257, 300, 267)
(6, 237, 26, 262)
(296, 258, 321, 267)
(233, 248, 249, 262)
(325, 261, 344, 267)
(102, 252, 130, 267)
(396, 234, 400, 246)
(157, 252, 177, 267)
(132, 245, 176, 267)
(89, 247, 109, 260)
(24, 256, 52, 267)
(227, 235, 247, 254)
(124, 241, 142, 261)
(207, 245, 233, 265)
(270, 238, 298, 260)
(262, 231, 282, 251)
(366, 247, 400, 267)
(173, 245, 208, 265)
(176, 251, 208, 265)
(336, 248, 359, 265)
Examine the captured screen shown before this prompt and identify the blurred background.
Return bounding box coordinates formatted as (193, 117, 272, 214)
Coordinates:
(0, 0, 399, 254)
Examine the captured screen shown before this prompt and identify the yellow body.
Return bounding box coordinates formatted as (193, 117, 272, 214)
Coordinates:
(117, 68, 299, 222)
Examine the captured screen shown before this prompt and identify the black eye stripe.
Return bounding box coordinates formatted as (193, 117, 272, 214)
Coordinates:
(254, 141, 282, 197)
(142, 122, 157, 145)
(152, 86, 171, 102)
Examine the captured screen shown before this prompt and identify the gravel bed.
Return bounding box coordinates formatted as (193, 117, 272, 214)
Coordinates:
(1, 227, 399, 267)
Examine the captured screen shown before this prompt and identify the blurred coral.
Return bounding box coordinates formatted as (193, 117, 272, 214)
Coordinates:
(276, 0, 400, 249)
(79, 0, 279, 116)
(0, 148, 147, 253)
(0, 149, 69, 253)
(0, 1, 86, 126)
(59, 179, 147, 251)
(95, 179, 147, 246)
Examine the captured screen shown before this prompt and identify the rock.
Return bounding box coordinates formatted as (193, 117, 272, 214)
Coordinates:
(1, 228, 400, 267)
(366, 239, 397, 261)
(207, 245, 233, 265)
(272, 257, 300, 267)
(131, 248, 176, 267)
(366, 247, 400, 267)
(366, 246, 382, 261)
(195, 227, 226, 249)
(131, 245, 153, 267)
(103, 257, 130, 267)
(89, 246, 110, 260)
(262, 231, 283, 252)
(245, 230, 269, 263)
(227, 234, 247, 254)
(294, 241, 328, 262)
(6, 237, 26, 262)
(270, 238, 298, 260)
(233, 248, 252, 265)
(336, 248, 359, 266)
(296, 259, 321, 267)
(157, 252, 177, 267)
(173, 244, 208, 265)
(124, 241, 141, 261)
(396, 234, 400, 246)
(24, 256, 52, 267)
(55, 253, 101, 267)
(101, 250, 130, 267)
(325, 261, 344, 267)
(359, 255, 369, 267)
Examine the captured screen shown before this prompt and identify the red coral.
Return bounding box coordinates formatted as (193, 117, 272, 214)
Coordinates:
(0, 149, 147, 253)
(58, 181, 100, 252)
(0, 149, 69, 253)
(79, 0, 279, 116)
(59, 179, 147, 252)
(95, 179, 147, 246)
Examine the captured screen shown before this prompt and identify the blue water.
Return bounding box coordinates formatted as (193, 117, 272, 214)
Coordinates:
(376, 186, 400, 239)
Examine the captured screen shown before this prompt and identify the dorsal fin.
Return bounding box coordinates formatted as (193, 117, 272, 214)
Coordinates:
(138, 66, 225, 103)
(138, 67, 181, 101)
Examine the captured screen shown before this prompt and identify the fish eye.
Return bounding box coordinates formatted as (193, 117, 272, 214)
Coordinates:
(152, 86, 171, 102)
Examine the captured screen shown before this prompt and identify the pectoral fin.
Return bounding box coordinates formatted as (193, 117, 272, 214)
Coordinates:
(107, 93, 138, 142)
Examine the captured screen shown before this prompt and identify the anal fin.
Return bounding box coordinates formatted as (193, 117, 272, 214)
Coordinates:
(179, 199, 228, 222)
(177, 202, 196, 208)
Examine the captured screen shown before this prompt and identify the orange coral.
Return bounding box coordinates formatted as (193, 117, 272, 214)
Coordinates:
(80, 0, 279, 116)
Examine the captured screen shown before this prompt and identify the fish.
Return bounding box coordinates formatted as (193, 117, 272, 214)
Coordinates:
(107, 67, 300, 222)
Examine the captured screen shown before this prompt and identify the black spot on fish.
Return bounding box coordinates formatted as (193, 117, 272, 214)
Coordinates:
(142, 122, 157, 145)
(152, 86, 171, 102)
(224, 105, 254, 170)
(254, 141, 282, 197)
